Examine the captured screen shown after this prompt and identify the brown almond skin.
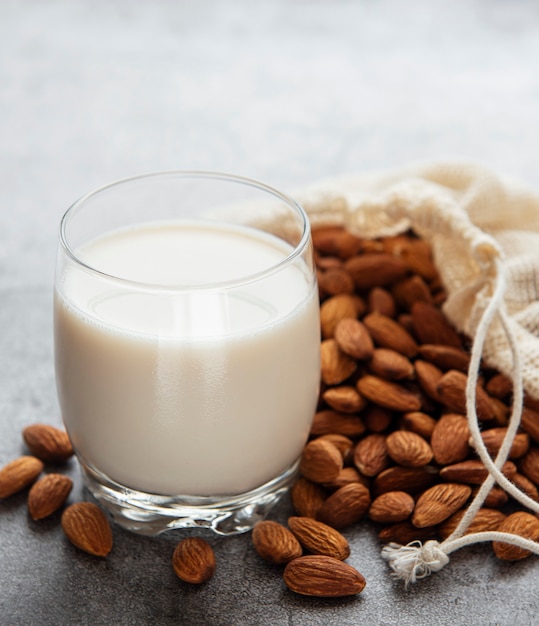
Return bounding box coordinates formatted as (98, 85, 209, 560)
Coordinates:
(368, 348, 414, 381)
(61, 502, 113, 557)
(317, 482, 371, 529)
(436, 370, 495, 421)
(411, 301, 462, 348)
(300, 439, 343, 484)
(439, 459, 517, 485)
(283, 555, 366, 597)
(356, 375, 422, 412)
(374, 466, 437, 495)
(417, 344, 471, 372)
(322, 386, 367, 414)
(412, 483, 472, 528)
(378, 521, 438, 545)
(492, 512, 539, 561)
(252, 520, 302, 565)
(28, 473, 73, 520)
(310, 410, 366, 438)
(291, 477, 327, 519)
(172, 537, 216, 583)
(385, 430, 433, 467)
(344, 253, 408, 290)
(431, 414, 471, 465)
(320, 295, 358, 339)
(438, 507, 507, 540)
(400, 411, 437, 439)
(353, 434, 389, 478)
(369, 491, 415, 524)
(474, 427, 530, 459)
(288, 516, 350, 560)
(518, 446, 539, 485)
(22, 424, 74, 464)
(320, 339, 358, 385)
(0, 456, 44, 499)
(363, 312, 418, 358)
(334, 318, 374, 360)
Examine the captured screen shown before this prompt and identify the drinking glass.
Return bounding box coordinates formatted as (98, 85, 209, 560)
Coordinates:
(54, 171, 320, 535)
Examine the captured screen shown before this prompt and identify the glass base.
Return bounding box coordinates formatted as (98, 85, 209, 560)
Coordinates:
(80, 461, 299, 536)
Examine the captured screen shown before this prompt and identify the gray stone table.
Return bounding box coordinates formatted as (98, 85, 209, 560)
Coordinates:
(2, 1, 539, 624)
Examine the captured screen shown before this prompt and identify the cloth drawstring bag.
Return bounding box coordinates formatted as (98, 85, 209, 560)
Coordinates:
(295, 160, 539, 585)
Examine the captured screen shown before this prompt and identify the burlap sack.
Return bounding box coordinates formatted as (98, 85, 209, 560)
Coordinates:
(294, 160, 539, 582)
(296, 160, 539, 401)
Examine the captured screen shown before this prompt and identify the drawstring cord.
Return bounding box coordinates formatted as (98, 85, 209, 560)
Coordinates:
(382, 257, 539, 586)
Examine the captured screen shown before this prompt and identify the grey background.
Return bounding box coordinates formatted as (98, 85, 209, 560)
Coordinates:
(1, 1, 539, 624)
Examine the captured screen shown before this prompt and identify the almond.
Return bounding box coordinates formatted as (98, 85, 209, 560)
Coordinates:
(374, 466, 437, 495)
(317, 434, 354, 461)
(378, 521, 438, 545)
(438, 507, 506, 540)
(299, 439, 343, 484)
(492, 512, 539, 561)
(322, 386, 367, 414)
(368, 348, 414, 380)
(291, 477, 327, 519)
(22, 424, 74, 464)
(310, 410, 366, 438)
(417, 344, 471, 372)
(320, 294, 358, 339)
(400, 411, 437, 439)
(363, 312, 418, 357)
(0, 456, 44, 499)
(344, 253, 408, 290)
(436, 370, 495, 421)
(369, 491, 415, 524)
(251, 520, 303, 565)
(367, 287, 397, 318)
(410, 301, 462, 348)
(363, 406, 394, 433)
(391, 274, 433, 311)
(475, 485, 509, 509)
(439, 459, 517, 484)
(356, 375, 422, 412)
(28, 473, 73, 520)
(385, 430, 433, 467)
(318, 267, 355, 296)
(312, 226, 362, 259)
(430, 413, 471, 465)
(61, 502, 113, 557)
(288, 516, 350, 560)
(485, 373, 513, 399)
(520, 407, 539, 444)
(385, 237, 438, 281)
(414, 359, 444, 403)
(283, 555, 366, 597)
(412, 483, 472, 528)
(353, 434, 389, 477)
(518, 446, 539, 485)
(323, 467, 368, 491)
(510, 472, 539, 502)
(172, 537, 216, 583)
(317, 482, 371, 529)
(471, 427, 530, 459)
(334, 317, 374, 360)
(320, 339, 357, 385)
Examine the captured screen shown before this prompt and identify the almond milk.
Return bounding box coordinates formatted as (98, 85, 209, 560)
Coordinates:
(54, 221, 320, 496)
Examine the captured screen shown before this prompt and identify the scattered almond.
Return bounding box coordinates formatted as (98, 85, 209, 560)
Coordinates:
(22, 424, 73, 464)
(283, 555, 366, 597)
(61, 502, 113, 557)
(288, 516, 350, 560)
(252, 520, 303, 565)
(0, 456, 44, 499)
(412, 483, 472, 528)
(492, 512, 539, 561)
(28, 473, 73, 520)
(172, 537, 216, 583)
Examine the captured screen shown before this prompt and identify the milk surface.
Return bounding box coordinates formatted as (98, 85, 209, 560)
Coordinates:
(55, 221, 320, 496)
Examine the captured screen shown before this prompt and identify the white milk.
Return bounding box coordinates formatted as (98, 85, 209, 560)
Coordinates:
(54, 221, 320, 496)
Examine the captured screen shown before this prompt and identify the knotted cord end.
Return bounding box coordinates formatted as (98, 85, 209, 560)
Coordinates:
(381, 540, 450, 587)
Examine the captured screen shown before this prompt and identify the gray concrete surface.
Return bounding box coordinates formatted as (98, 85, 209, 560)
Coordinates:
(2, 1, 539, 624)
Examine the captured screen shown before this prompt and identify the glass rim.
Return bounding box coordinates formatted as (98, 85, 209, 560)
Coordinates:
(59, 170, 312, 293)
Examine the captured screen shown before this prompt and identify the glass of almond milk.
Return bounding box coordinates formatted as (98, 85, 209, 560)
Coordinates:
(54, 171, 320, 536)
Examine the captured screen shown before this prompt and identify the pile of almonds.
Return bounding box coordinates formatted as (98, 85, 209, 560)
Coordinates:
(289, 226, 539, 565)
(2, 224, 539, 598)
